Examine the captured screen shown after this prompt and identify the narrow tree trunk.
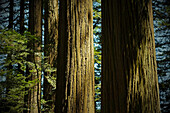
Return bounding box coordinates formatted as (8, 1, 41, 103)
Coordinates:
(28, 0, 42, 112)
(19, 1, 25, 112)
(55, 0, 94, 112)
(6, 0, 14, 91)
(6, 0, 13, 105)
(19, 0, 24, 74)
(101, 0, 160, 113)
(44, 0, 58, 112)
(8, 0, 13, 29)
(20, 0, 24, 34)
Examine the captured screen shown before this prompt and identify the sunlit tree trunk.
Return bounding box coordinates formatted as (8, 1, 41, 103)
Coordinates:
(101, 0, 160, 113)
(55, 0, 94, 112)
(44, 0, 58, 112)
(28, 0, 42, 112)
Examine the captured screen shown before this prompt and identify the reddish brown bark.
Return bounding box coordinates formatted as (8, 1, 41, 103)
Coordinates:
(55, 0, 94, 112)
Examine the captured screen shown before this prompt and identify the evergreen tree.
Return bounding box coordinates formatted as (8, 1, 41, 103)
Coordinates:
(27, 0, 42, 112)
(0, 30, 39, 113)
(43, 0, 58, 112)
(55, 0, 95, 112)
(101, 0, 160, 112)
(20, 0, 24, 34)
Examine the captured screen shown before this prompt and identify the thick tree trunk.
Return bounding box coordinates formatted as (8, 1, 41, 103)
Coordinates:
(101, 0, 160, 113)
(55, 0, 94, 112)
(44, 0, 58, 112)
(28, 0, 42, 112)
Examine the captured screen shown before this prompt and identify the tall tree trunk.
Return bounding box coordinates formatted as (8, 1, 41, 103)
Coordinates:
(55, 0, 94, 112)
(6, 0, 13, 104)
(44, 0, 58, 112)
(19, 1, 25, 112)
(20, 0, 24, 34)
(6, 0, 14, 89)
(8, 0, 13, 29)
(28, 0, 42, 112)
(101, 0, 160, 113)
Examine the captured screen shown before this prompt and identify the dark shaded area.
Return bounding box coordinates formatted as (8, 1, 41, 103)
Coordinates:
(153, 0, 170, 112)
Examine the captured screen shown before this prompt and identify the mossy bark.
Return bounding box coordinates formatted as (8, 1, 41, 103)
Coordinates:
(44, 0, 58, 112)
(101, 0, 160, 113)
(55, 0, 94, 112)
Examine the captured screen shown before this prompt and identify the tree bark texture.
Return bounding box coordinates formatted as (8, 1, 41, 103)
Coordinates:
(28, 0, 42, 112)
(101, 0, 160, 113)
(44, 0, 58, 112)
(55, 0, 94, 112)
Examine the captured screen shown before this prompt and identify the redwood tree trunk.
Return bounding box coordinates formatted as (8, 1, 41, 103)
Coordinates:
(28, 0, 42, 112)
(101, 0, 160, 113)
(44, 0, 58, 112)
(55, 0, 94, 112)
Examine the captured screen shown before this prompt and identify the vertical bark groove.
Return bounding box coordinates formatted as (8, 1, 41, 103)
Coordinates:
(56, 0, 94, 112)
(102, 0, 160, 113)
(28, 0, 42, 112)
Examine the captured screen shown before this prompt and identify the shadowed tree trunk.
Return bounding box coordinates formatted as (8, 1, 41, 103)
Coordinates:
(19, 1, 25, 112)
(27, 0, 42, 112)
(20, 0, 24, 34)
(101, 0, 160, 113)
(8, 0, 13, 29)
(55, 0, 94, 112)
(6, 0, 13, 104)
(44, 0, 58, 112)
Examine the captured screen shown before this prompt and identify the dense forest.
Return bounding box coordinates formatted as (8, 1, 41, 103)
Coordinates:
(0, 0, 169, 113)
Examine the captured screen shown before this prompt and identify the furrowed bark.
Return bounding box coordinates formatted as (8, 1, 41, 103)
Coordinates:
(55, 0, 94, 112)
(27, 0, 42, 112)
(101, 0, 160, 113)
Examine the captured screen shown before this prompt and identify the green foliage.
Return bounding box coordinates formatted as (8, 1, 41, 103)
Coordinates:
(0, 29, 57, 112)
(41, 62, 57, 112)
(45, 75, 56, 89)
(41, 97, 55, 113)
(93, 0, 101, 112)
(0, 29, 41, 112)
